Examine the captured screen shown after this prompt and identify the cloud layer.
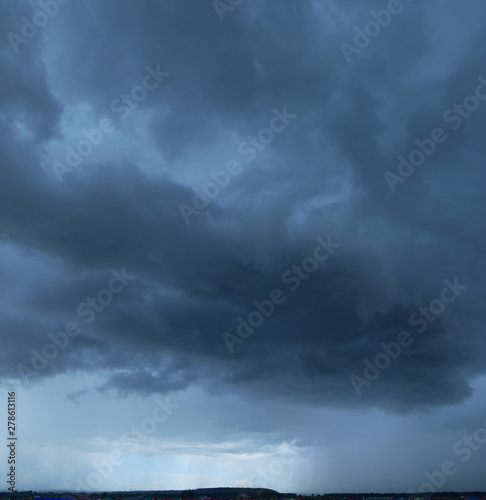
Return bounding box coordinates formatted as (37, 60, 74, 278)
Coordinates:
(1, 0, 486, 492)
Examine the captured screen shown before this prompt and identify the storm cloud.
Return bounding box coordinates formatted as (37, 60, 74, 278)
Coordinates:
(1, 0, 486, 493)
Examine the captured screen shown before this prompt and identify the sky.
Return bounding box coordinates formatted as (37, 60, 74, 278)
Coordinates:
(1, 0, 486, 494)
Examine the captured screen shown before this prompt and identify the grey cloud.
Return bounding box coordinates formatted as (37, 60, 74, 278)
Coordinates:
(1, 0, 486, 423)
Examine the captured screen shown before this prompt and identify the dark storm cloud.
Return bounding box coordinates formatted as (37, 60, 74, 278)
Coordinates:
(1, 0, 486, 415)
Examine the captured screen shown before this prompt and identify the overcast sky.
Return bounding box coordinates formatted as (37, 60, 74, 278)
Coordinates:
(1, 0, 486, 494)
